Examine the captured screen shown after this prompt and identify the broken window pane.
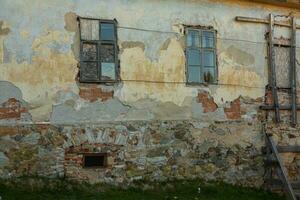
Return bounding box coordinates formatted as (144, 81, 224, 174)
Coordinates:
(82, 43, 97, 61)
(188, 66, 201, 83)
(80, 19, 99, 40)
(80, 62, 99, 81)
(101, 63, 116, 80)
(79, 18, 118, 83)
(100, 44, 114, 62)
(187, 30, 200, 47)
(203, 50, 215, 67)
(203, 67, 215, 83)
(202, 31, 214, 48)
(188, 50, 201, 65)
(101, 23, 115, 41)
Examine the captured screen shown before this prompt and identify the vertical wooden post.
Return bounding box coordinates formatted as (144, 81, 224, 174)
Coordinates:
(269, 14, 280, 123)
(265, 133, 273, 191)
(291, 16, 297, 126)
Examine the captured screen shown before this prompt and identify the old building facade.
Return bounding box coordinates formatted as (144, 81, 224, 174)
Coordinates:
(0, 0, 300, 187)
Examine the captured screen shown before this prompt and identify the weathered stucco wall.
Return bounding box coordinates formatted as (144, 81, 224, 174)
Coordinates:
(0, 0, 298, 122)
(0, 0, 300, 186)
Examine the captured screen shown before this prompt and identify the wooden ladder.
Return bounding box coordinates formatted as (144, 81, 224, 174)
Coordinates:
(262, 15, 299, 199)
(260, 14, 298, 126)
(236, 14, 299, 199)
(263, 126, 300, 200)
(236, 14, 298, 126)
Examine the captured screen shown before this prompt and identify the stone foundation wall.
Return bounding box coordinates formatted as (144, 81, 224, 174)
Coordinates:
(266, 123, 300, 181)
(0, 120, 264, 187)
(264, 89, 300, 182)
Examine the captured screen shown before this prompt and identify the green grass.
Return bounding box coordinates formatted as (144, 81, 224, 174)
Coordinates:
(0, 178, 284, 200)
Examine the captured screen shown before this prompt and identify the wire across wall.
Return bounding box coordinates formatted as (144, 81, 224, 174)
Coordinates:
(115, 25, 280, 90)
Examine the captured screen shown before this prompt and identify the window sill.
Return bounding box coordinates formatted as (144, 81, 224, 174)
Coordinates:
(78, 80, 120, 85)
(186, 81, 218, 88)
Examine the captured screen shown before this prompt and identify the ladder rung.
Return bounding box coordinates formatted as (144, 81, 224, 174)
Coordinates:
(264, 158, 279, 166)
(267, 86, 291, 90)
(266, 179, 300, 189)
(260, 105, 300, 110)
(294, 192, 300, 198)
(265, 178, 282, 186)
(274, 44, 291, 47)
(291, 181, 300, 189)
(277, 146, 300, 153)
(265, 131, 298, 200)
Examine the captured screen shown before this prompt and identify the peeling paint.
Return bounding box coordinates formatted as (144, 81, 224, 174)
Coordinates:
(117, 37, 196, 105)
(224, 46, 255, 66)
(0, 21, 10, 36)
(64, 12, 78, 32)
(0, 0, 295, 122)
(0, 21, 10, 64)
(121, 41, 145, 51)
(0, 30, 78, 120)
(159, 38, 171, 51)
(20, 31, 30, 39)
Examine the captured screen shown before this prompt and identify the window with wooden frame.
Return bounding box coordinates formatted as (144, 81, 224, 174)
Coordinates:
(78, 17, 118, 83)
(186, 28, 217, 84)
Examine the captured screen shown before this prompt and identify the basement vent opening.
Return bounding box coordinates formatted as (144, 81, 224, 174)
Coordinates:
(83, 153, 107, 168)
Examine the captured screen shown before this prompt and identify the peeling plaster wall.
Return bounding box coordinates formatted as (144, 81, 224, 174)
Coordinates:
(1, 0, 300, 186)
(0, 0, 298, 122)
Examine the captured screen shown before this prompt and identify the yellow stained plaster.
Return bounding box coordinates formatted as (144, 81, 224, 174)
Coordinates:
(210, 49, 266, 104)
(0, 30, 78, 120)
(0, 38, 3, 64)
(0, 29, 266, 120)
(118, 37, 266, 106)
(0, 21, 10, 64)
(20, 30, 30, 39)
(117, 38, 197, 105)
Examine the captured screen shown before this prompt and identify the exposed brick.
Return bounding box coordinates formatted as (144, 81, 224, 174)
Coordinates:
(0, 126, 19, 136)
(0, 98, 27, 120)
(265, 90, 273, 105)
(224, 98, 241, 120)
(79, 85, 114, 102)
(197, 91, 218, 113)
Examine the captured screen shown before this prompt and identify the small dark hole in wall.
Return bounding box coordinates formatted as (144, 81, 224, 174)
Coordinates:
(83, 153, 107, 168)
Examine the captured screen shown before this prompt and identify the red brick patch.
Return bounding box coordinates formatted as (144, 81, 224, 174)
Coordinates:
(0, 98, 27, 120)
(79, 85, 114, 102)
(0, 126, 19, 136)
(265, 90, 273, 105)
(224, 98, 241, 120)
(197, 91, 218, 113)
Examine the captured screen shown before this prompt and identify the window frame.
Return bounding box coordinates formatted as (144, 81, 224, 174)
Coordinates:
(185, 27, 218, 85)
(78, 17, 119, 83)
(82, 153, 108, 169)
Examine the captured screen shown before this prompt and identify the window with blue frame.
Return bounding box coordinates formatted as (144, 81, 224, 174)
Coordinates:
(186, 28, 217, 84)
(79, 17, 118, 83)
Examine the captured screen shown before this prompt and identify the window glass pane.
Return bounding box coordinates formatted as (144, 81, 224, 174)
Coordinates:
(202, 31, 215, 48)
(82, 43, 97, 61)
(188, 49, 201, 65)
(101, 63, 116, 80)
(203, 67, 215, 83)
(80, 19, 99, 40)
(100, 44, 114, 62)
(101, 23, 115, 41)
(203, 50, 215, 67)
(188, 66, 201, 83)
(81, 62, 98, 81)
(187, 30, 200, 47)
